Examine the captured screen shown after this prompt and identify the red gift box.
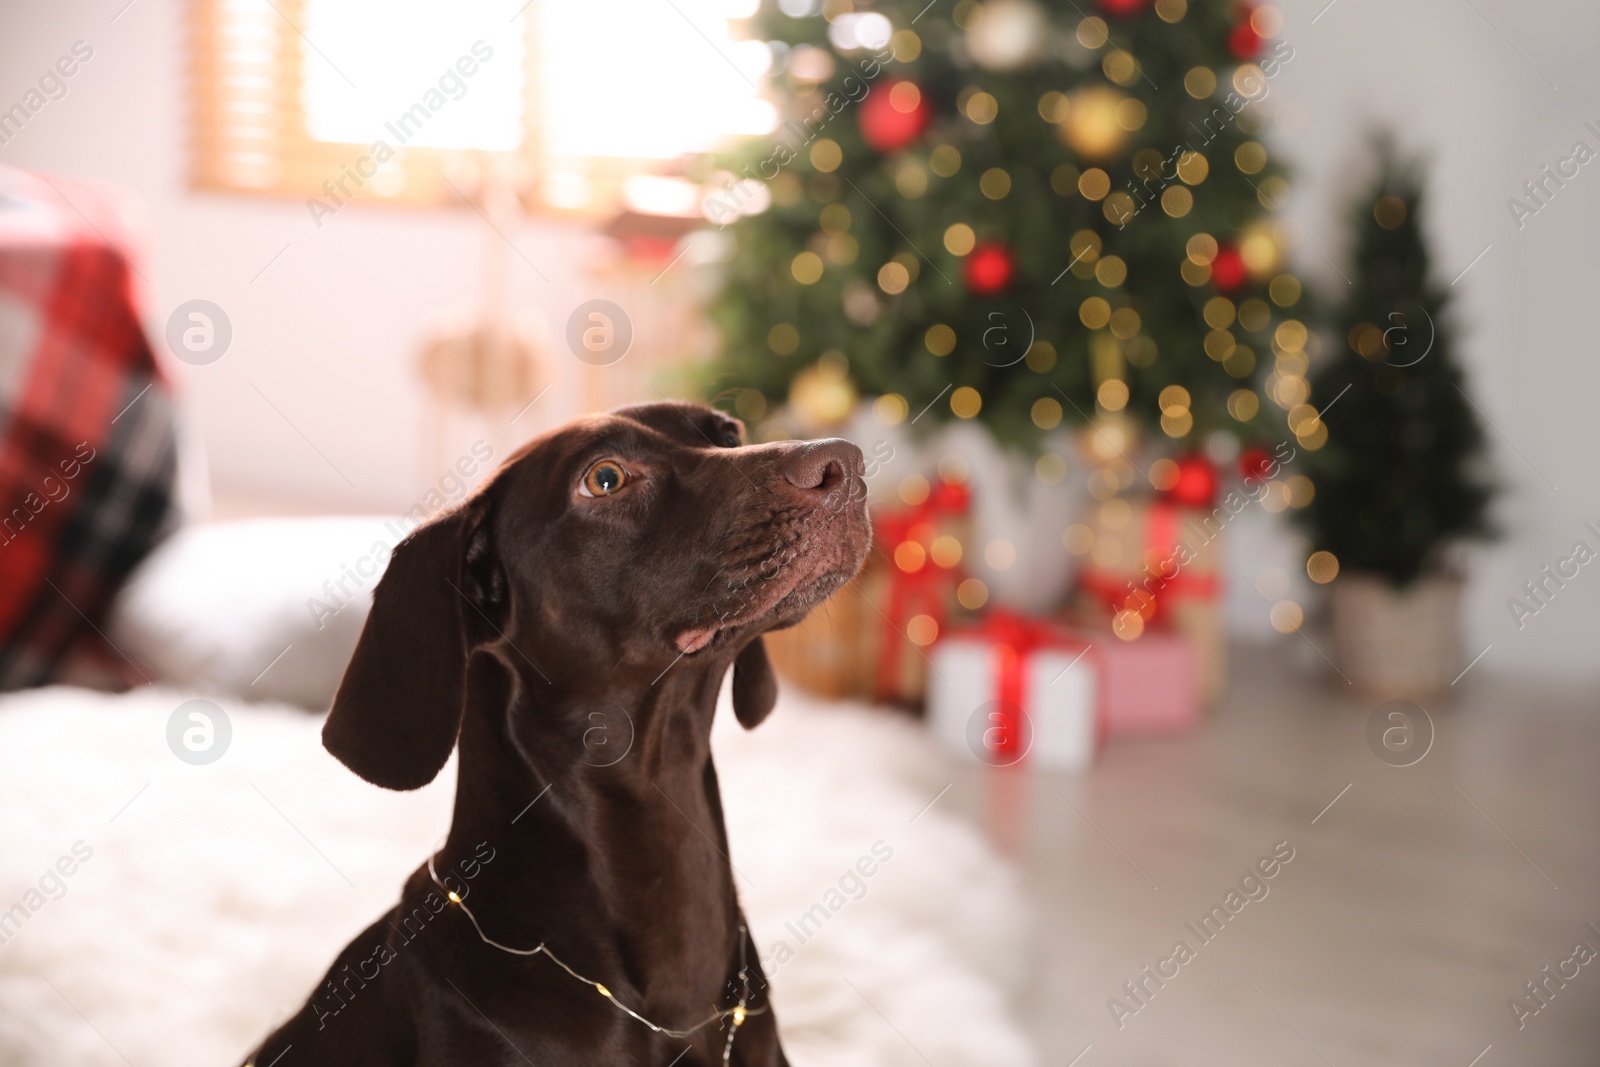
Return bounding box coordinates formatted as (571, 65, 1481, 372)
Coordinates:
(870, 479, 970, 703)
(1078, 499, 1219, 626)
(762, 478, 970, 704)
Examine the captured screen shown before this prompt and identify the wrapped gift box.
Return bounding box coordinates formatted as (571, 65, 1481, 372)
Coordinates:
(761, 565, 876, 701)
(1075, 497, 1225, 703)
(1086, 629, 1201, 736)
(766, 479, 970, 705)
(926, 614, 1102, 773)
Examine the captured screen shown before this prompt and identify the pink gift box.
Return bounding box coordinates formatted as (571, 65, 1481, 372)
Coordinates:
(1083, 630, 1201, 736)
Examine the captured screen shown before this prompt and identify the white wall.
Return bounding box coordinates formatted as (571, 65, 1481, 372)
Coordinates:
(0, 0, 601, 513)
(1270, 0, 1600, 678)
(2, 0, 1596, 681)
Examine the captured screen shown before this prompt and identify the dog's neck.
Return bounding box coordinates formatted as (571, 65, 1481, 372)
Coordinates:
(435, 651, 742, 1010)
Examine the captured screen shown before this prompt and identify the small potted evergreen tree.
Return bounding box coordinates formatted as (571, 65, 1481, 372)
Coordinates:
(1297, 139, 1495, 699)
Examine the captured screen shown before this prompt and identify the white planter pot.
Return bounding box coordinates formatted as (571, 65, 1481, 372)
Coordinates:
(1328, 572, 1463, 701)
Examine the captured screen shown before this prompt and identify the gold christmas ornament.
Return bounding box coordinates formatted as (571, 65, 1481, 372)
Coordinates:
(943, 223, 976, 255)
(950, 386, 983, 419)
(1186, 232, 1219, 264)
(819, 203, 851, 234)
(1227, 388, 1260, 421)
(1097, 379, 1129, 411)
(1160, 186, 1193, 217)
(1078, 168, 1111, 200)
(1307, 550, 1340, 584)
(1095, 255, 1128, 287)
(1058, 86, 1131, 160)
(789, 357, 857, 429)
(768, 323, 800, 355)
(890, 28, 922, 61)
(1235, 141, 1267, 174)
(1203, 296, 1235, 329)
(1075, 15, 1109, 49)
(1223, 345, 1256, 378)
(1184, 67, 1216, 99)
(1025, 340, 1058, 372)
(1104, 192, 1137, 225)
(873, 393, 909, 424)
(1103, 50, 1141, 87)
(979, 167, 1012, 199)
(1031, 396, 1063, 429)
(1275, 319, 1309, 353)
(877, 260, 911, 294)
(1109, 306, 1141, 338)
(790, 251, 824, 284)
(1237, 297, 1272, 331)
(1079, 296, 1112, 328)
(809, 139, 842, 172)
(1176, 151, 1209, 184)
(1239, 223, 1281, 275)
(961, 89, 999, 124)
(1269, 273, 1302, 306)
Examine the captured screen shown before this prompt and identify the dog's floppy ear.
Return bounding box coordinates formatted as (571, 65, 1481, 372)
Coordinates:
(323, 507, 483, 790)
(732, 636, 778, 729)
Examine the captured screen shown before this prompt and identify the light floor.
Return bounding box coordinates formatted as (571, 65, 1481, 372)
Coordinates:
(946, 644, 1600, 1067)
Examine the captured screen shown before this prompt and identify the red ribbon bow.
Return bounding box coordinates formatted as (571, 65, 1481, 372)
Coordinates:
(964, 610, 1100, 761)
(1079, 501, 1219, 626)
(873, 482, 971, 702)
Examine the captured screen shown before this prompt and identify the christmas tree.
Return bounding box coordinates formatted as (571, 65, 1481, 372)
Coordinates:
(1296, 138, 1495, 588)
(700, 0, 1304, 454)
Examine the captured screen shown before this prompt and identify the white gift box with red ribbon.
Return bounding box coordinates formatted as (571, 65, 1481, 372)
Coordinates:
(925, 614, 1103, 773)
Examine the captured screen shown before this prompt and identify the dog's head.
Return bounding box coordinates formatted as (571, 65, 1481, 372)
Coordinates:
(322, 401, 871, 790)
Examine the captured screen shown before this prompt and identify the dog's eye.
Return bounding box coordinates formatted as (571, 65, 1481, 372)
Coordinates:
(719, 430, 739, 448)
(581, 461, 628, 497)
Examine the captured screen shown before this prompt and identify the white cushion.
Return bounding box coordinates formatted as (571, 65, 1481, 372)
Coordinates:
(107, 517, 405, 710)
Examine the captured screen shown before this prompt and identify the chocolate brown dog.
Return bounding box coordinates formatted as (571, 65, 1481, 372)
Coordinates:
(245, 402, 870, 1066)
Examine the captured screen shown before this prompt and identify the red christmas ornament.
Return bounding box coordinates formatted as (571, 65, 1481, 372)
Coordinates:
(1211, 245, 1247, 293)
(859, 80, 930, 154)
(1096, 0, 1149, 17)
(1238, 446, 1273, 484)
(1169, 453, 1219, 508)
(1228, 22, 1263, 59)
(963, 241, 1016, 296)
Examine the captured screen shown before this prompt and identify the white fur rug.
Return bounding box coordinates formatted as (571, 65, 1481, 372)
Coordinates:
(0, 682, 1033, 1066)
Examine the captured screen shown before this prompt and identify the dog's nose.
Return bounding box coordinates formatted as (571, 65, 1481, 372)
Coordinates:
(780, 438, 863, 494)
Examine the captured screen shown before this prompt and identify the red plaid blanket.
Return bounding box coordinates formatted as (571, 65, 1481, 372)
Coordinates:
(0, 166, 178, 688)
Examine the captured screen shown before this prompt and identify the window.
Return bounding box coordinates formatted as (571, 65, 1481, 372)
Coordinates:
(190, 0, 772, 216)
